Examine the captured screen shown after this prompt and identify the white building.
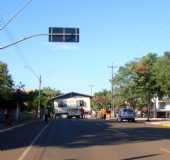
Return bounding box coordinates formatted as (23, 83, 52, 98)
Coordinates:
(152, 97, 170, 118)
(51, 92, 92, 117)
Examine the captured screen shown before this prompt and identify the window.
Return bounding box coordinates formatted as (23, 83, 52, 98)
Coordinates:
(76, 100, 86, 107)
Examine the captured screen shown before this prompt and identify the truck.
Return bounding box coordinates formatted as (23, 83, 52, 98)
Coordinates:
(67, 107, 81, 119)
(54, 102, 81, 119)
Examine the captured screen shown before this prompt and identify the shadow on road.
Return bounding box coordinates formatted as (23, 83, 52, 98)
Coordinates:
(120, 153, 161, 160)
(1, 119, 170, 150)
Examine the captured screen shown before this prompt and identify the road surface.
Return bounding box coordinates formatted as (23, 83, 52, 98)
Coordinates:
(1, 119, 170, 160)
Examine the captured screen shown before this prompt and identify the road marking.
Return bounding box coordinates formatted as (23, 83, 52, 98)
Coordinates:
(160, 147, 170, 154)
(17, 122, 50, 160)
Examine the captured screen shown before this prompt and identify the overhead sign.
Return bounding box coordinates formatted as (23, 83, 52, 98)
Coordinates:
(49, 27, 79, 42)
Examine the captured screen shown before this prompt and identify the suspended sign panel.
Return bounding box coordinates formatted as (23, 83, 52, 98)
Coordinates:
(49, 27, 79, 42)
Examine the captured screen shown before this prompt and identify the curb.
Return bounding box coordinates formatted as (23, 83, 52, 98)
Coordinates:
(145, 121, 170, 127)
(159, 124, 170, 127)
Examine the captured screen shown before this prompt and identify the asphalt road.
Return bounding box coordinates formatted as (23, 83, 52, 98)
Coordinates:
(1, 119, 170, 160)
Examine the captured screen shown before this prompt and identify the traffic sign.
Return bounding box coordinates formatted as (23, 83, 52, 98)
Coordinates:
(49, 27, 79, 42)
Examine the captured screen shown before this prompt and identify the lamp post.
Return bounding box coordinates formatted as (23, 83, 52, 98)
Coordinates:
(24, 65, 41, 118)
(89, 85, 94, 96)
(0, 27, 79, 50)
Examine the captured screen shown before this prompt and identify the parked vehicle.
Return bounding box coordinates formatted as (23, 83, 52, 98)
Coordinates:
(54, 106, 68, 118)
(117, 107, 135, 122)
(67, 107, 81, 119)
(54, 106, 81, 119)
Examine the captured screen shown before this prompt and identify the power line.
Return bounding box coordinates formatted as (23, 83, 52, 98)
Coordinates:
(0, 0, 33, 31)
(24, 65, 39, 80)
(0, 16, 36, 71)
(0, 15, 41, 98)
(1, 14, 42, 118)
(0, 0, 36, 73)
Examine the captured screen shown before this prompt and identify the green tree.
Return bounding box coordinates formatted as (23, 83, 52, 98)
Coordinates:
(112, 53, 158, 111)
(93, 89, 111, 109)
(25, 87, 62, 117)
(0, 61, 14, 107)
(152, 52, 170, 97)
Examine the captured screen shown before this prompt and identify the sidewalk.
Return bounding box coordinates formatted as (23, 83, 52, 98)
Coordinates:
(0, 111, 38, 131)
(142, 118, 170, 127)
(145, 121, 170, 126)
(136, 117, 170, 121)
(0, 119, 37, 133)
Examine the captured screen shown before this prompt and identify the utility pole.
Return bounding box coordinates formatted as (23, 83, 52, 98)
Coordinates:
(38, 75, 42, 118)
(89, 85, 94, 96)
(108, 63, 117, 118)
(89, 85, 94, 110)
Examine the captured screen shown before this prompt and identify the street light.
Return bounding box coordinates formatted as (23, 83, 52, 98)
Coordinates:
(89, 85, 94, 96)
(0, 27, 79, 50)
(24, 65, 42, 118)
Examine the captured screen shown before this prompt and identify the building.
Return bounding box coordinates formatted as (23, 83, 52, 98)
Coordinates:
(51, 92, 92, 116)
(149, 96, 170, 118)
(153, 97, 170, 118)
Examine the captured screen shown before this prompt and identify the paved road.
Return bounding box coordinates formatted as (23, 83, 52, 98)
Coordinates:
(1, 119, 170, 160)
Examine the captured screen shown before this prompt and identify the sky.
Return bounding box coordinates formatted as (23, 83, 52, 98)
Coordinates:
(1, 0, 170, 95)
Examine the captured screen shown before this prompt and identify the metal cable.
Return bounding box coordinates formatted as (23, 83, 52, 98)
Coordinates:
(0, 0, 33, 31)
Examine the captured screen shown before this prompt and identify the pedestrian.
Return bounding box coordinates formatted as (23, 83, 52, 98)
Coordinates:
(4, 109, 10, 126)
(103, 108, 106, 120)
(101, 108, 106, 119)
(80, 107, 85, 119)
(100, 109, 104, 119)
(106, 108, 111, 119)
(44, 108, 48, 122)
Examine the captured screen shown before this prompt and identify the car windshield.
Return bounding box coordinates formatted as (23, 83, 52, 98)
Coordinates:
(127, 109, 133, 114)
(123, 108, 133, 113)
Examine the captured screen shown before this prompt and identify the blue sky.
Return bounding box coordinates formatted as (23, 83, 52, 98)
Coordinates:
(1, 0, 170, 94)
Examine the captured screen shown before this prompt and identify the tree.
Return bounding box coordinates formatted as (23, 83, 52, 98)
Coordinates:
(41, 87, 61, 99)
(93, 89, 111, 109)
(112, 53, 158, 112)
(0, 61, 14, 108)
(152, 52, 170, 97)
(25, 87, 62, 117)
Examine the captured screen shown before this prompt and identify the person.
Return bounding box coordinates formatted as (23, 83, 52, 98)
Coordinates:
(80, 107, 85, 119)
(44, 108, 48, 122)
(100, 108, 104, 119)
(106, 108, 111, 119)
(103, 108, 106, 120)
(4, 109, 10, 126)
(101, 108, 106, 119)
(91, 110, 96, 119)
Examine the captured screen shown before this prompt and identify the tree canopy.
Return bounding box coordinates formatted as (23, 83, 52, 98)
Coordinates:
(110, 52, 170, 109)
(93, 52, 170, 110)
(0, 61, 14, 106)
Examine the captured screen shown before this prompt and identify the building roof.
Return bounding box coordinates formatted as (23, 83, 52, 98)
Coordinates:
(51, 92, 92, 100)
